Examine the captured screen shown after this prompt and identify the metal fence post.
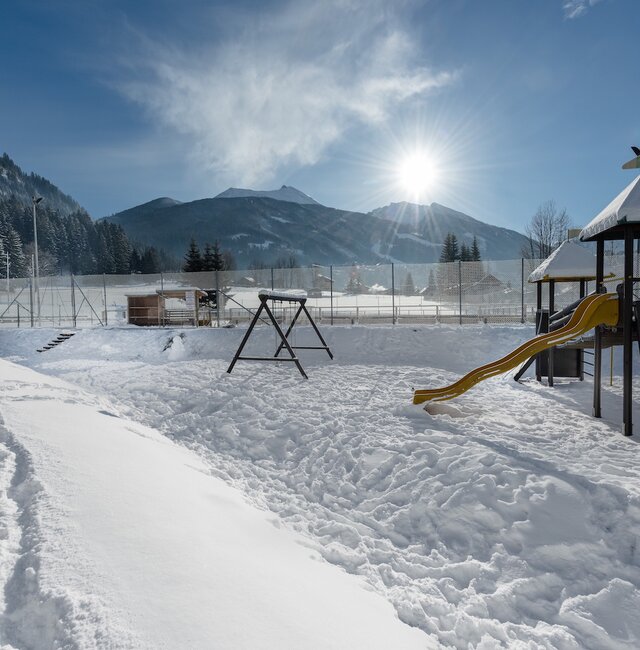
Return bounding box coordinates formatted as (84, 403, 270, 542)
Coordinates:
(271, 268, 274, 291)
(521, 258, 525, 323)
(29, 277, 34, 327)
(458, 260, 462, 325)
(71, 274, 77, 328)
(330, 265, 334, 325)
(160, 272, 165, 327)
(17, 303, 20, 328)
(391, 263, 396, 324)
(103, 273, 108, 326)
(215, 268, 220, 327)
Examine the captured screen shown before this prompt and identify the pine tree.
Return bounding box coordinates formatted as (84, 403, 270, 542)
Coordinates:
(438, 233, 460, 295)
(402, 272, 416, 296)
(141, 247, 161, 274)
(460, 243, 470, 262)
(203, 241, 226, 271)
(471, 236, 481, 262)
(202, 243, 215, 271)
(439, 233, 460, 262)
(2, 226, 27, 277)
(95, 232, 116, 274)
(183, 238, 203, 272)
(425, 268, 437, 296)
(130, 248, 142, 273)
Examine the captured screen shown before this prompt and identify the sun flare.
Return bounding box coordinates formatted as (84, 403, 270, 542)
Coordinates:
(396, 152, 440, 198)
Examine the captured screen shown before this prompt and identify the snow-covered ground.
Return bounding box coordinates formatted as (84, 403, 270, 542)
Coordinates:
(1, 323, 639, 649)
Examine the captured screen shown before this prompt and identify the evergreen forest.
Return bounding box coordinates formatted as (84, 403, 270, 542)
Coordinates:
(0, 194, 176, 278)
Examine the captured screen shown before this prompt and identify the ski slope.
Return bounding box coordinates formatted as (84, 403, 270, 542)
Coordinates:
(1, 323, 640, 649)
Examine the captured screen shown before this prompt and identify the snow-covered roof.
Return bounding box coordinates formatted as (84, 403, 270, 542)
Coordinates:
(528, 240, 605, 282)
(580, 175, 640, 241)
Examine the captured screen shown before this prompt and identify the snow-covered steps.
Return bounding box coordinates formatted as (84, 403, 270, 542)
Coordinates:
(36, 331, 75, 353)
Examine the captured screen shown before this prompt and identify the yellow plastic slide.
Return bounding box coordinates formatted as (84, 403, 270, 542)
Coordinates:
(413, 292, 619, 404)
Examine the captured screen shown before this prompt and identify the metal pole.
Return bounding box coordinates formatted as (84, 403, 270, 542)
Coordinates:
(521, 258, 525, 323)
(71, 274, 77, 328)
(623, 229, 634, 436)
(391, 263, 396, 324)
(29, 277, 34, 327)
(330, 265, 334, 326)
(103, 273, 108, 326)
(458, 260, 462, 325)
(160, 271, 165, 327)
(5, 252, 8, 296)
(215, 268, 220, 328)
(271, 267, 274, 291)
(32, 198, 40, 325)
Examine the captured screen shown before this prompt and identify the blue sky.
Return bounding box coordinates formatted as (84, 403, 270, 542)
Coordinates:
(1, 0, 639, 233)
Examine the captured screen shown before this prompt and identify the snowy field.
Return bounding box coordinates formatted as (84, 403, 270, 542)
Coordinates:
(0, 323, 639, 649)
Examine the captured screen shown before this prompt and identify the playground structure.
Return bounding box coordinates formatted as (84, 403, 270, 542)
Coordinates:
(513, 240, 613, 385)
(227, 290, 333, 379)
(580, 174, 640, 436)
(413, 292, 619, 404)
(414, 164, 640, 436)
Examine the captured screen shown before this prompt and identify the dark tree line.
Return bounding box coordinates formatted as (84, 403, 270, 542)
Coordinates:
(440, 233, 482, 263)
(0, 195, 178, 277)
(183, 238, 236, 272)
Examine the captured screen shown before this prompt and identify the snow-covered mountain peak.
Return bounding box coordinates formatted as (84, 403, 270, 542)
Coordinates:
(215, 185, 321, 205)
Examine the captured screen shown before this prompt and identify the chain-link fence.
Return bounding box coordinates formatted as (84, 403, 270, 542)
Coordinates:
(0, 254, 635, 328)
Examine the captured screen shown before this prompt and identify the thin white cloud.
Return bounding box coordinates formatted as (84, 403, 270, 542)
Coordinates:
(563, 0, 604, 19)
(117, 1, 455, 188)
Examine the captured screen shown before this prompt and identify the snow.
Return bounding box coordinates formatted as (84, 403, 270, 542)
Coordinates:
(580, 175, 640, 240)
(214, 185, 320, 205)
(1, 323, 640, 648)
(0, 359, 427, 649)
(528, 240, 605, 282)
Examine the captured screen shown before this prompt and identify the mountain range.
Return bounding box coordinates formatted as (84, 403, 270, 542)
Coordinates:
(103, 191, 530, 267)
(0, 152, 531, 269)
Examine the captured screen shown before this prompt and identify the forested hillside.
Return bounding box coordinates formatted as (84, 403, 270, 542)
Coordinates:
(0, 154, 175, 276)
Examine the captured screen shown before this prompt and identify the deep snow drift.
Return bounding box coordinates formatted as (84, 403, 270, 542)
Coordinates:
(1, 323, 640, 649)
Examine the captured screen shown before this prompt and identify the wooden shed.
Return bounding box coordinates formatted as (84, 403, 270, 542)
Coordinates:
(126, 288, 209, 326)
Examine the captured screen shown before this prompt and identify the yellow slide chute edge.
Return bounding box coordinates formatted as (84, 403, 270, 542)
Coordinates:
(413, 293, 619, 404)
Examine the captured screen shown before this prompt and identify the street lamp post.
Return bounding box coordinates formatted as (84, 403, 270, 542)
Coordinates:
(32, 196, 42, 324)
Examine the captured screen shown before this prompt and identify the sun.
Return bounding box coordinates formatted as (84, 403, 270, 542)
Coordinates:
(396, 152, 440, 199)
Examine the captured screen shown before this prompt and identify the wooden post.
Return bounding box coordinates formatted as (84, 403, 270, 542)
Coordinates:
(579, 279, 586, 380)
(593, 239, 604, 418)
(548, 279, 555, 387)
(535, 281, 544, 382)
